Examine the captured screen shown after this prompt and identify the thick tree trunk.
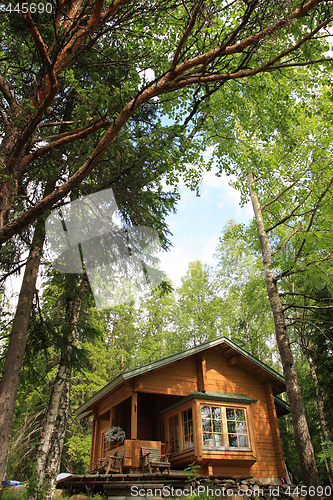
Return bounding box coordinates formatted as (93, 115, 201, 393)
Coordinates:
(30, 276, 86, 500)
(30, 363, 71, 500)
(247, 171, 320, 491)
(0, 177, 55, 482)
(0, 217, 45, 482)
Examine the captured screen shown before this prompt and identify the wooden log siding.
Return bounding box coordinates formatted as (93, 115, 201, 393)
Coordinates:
(138, 359, 198, 396)
(97, 385, 132, 417)
(203, 351, 282, 478)
(265, 382, 285, 477)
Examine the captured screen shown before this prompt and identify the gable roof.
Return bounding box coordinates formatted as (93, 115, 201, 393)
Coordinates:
(75, 336, 286, 419)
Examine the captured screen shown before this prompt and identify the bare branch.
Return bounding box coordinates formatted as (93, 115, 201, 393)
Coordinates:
(20, 119, 111, 171)
(38, 121, 75, 128)
(7, 12, 59, 174)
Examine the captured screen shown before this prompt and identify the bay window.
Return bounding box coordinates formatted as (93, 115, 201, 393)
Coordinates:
(201, 405, 250, 450)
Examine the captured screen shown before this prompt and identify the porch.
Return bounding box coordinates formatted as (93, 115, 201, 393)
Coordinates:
(90, 439, 170, 473)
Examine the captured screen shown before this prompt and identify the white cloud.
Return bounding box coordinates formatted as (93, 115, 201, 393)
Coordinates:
(158, 246, 197, 286)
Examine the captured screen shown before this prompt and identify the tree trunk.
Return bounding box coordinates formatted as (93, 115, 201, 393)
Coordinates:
(0, 175, 56, 482)
(0, 217, 46, 482)
(29, 276, 87, 500)
(247, 171, 320, 492)
(29, 363, 71, 500)
(303, 345, 333, 486)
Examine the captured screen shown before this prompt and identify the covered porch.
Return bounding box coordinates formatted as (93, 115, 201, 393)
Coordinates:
(90, 390, 183, 472)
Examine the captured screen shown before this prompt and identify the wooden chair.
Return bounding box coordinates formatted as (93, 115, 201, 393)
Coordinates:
(89, 448, 124, 474)
(105, 449, 124, 474)
(91, 456, 109, 473)
(161, 442, 172, 462)
(141, 446, 171, 474)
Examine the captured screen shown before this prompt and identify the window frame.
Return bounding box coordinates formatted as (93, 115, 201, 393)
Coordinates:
(164, 399, 255, 458)
(200, 403, 252, 452)
(166, 403, 195, 455)
(182, 407, 194, 450)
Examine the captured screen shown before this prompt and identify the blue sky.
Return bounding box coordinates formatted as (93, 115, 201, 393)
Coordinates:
(158, 165, 253, 287)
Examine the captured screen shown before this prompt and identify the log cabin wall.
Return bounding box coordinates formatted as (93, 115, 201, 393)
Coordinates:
(203, 349, 285, 479)
(137, 356, 198, 396)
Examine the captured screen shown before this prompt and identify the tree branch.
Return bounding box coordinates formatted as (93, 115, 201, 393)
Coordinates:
(294, 177, 333, 260)
(172, 0, 204, 68)
(261, 177, 304, 211)
(0, 74, 17, 115)
(267, 189, 313, 234)
(7, 12, 59, 174)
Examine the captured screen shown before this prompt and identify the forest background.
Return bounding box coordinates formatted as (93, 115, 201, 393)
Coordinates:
(1, 0, 333, 498)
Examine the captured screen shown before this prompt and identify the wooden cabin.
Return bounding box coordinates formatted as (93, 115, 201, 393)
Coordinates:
(76, 337, 289, 482)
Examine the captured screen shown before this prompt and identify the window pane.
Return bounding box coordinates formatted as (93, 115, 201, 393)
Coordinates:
(202, 405, 249, 450)
(236, 409, 245, 421)
(228, 434, 238, 447)
(203, 433, 213, 445)
(213, 420, 221, 432)
(183, 409, 194, 450)
(237, 421, 247, 433)
(202, 405, 223, 448)
(239, 435, 248, 447)
(214, 433, 223, 447)
(226, 408, 235, 420)
(201, 406, 210, 419)
(227, 421, 236, 433)
(202, 420, 211, 432)
(212, 407, 221, 419)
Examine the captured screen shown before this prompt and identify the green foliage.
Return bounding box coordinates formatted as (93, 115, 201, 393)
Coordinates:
(184, 462, 200, 483)
(65, 433, 91, 474)
(318, 442, 333, 463)
(215, 221, 277, 363)
(0, 487, 28, 500)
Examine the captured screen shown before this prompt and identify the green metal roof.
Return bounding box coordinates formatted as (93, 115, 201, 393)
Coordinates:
(75, 336, 286, 418)
(160, 391, 258, 414)
(274, 395, 291, 415)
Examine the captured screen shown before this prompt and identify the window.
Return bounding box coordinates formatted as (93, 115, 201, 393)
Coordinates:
(169, 414, 179, 453)
(226, 408, 248, 448)
(201, 406, 223, 447)
(201, 405, 250, 450)
(182, 409, 194, 449)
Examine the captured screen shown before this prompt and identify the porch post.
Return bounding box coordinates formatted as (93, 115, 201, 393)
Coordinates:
(131, 392, 138, 439)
